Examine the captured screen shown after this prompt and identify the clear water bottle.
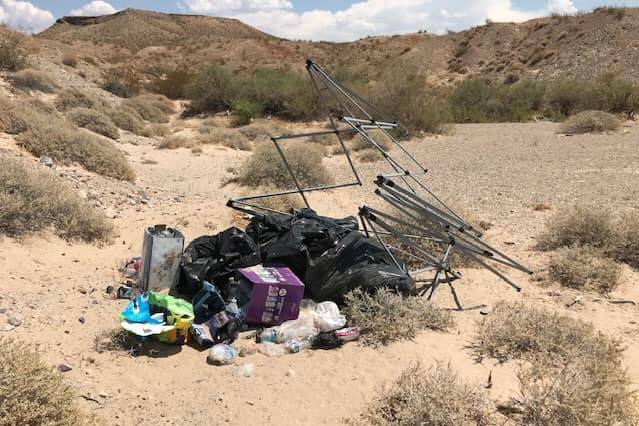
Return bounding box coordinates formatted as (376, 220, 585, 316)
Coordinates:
(226, 298, 243, 319)
(285, 337, 313, 353)
(258, 328, 278, 343)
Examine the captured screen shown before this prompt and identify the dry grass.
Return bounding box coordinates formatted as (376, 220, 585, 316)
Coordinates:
(68, 107, 119, 140)
(122, 94, 174, 123)
(56, 88, 107, 112)
(94, 328, 136, 354)
(537, 205, 616, 251)
(0, 98, 31, 134)
(548, 246, 621, 294)
(108, 105, 146, 135)
(9, 69, 58, 93)
(143, 123, 171, 137)
(156, 135, 193, 149)
(559, 110, 621, 134)
(234, 142, 332, 188)
(198, 126, 252, 150)
(357, 148, 383, 162)
(250, 186, 304, 213)
(344, 288, 453, 347)
(16, 112, 134, 181)
(237, 121, 285, 141)
(614, 210, 639, 268)
(0, 338, 99, 425)
(0, 157, 113, 242)
(350, 363, 493, 426)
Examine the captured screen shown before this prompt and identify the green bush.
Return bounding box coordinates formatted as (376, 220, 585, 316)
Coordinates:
(149, 69, 195, 99)
(230, 99, 262, 127)
(122, 94, 173, 123)
(68, 107, 119, 139)
(187, 64, 236, 114)
(0, 157, 113, 242)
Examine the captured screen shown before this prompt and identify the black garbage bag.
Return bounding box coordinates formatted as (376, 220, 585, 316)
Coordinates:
(246, 208, 358, 279)
(304, 232, 415, 303)
(177, 227, 261, 297)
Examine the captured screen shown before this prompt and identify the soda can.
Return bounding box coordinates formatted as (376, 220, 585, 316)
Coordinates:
(335, 327, 360, 342)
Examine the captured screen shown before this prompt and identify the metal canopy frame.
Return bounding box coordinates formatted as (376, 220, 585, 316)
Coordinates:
(227, 60, 532, 308)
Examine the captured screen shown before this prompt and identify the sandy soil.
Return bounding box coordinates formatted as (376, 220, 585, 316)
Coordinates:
(1, 121, 638, 425)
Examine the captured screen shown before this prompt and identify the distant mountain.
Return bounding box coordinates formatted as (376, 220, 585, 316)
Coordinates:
(37, 7, 639, 83)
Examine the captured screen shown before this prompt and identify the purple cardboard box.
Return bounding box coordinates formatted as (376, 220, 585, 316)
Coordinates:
(237, 265, 305, 325)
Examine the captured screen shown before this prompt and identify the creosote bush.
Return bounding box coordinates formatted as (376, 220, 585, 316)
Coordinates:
(156, 135, 192, 149)
(537, 206, 616, 251)
(108, 105, 146, 135)
(0, 338, 99, 425)
(68, 107, 119, 139)
(56, 88, 107, 112)
(122, 94, 174, 123)
(615, 211, 639, 268)
(0, 158, 112, 242)
(61, 51, 78, 67)
(351, 363, 493, 426)
(344, 288, 453, 346)
(9, 69, 58, 93)
(548, 246, 621, 294)
(234, 142, 332, 188)
(0, 27, 28, 71)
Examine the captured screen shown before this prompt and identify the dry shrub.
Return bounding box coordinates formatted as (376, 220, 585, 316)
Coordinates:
(237, 121, 284, 141)
(156, 135, 192, 149)
(56, 88, 107, 112)
(559, 110, 621, 134)
(537, 206, 616, 251)
(351, 363, 493, 426)
(198, 126, 251, 150)
(0, 27, 28, 71)
(548, 246, 621, 294)
(9, 69, 58, 93)
(472, 301, 622, 363)
(62, 51, 78, 67)
(480, 305, 639, 425)
(191, 146, 203, 154)
(234, 142, 332, 188)
(16, 114, 134, 181)
(142, 123, 171, 137)
(614, 210, 639, 268)
(358, 148, 383, 163)
(350, 132, 391, 152)
(344, 288, 453, 346)
(0, 157, 113, 242)
(0, 338, 99, 425)
(0, 97, 31, 134)
(251, 186, 304, 213)
(123, 94, 174, 123)
(94, 328, 136, 354)
(108, 105, 146, 135)
(68, 107, 119, 139)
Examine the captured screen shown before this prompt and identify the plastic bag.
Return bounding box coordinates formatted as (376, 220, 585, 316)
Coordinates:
(208, 344, 238, 365)
(272, 315, 319, 344)
(149, 292, 195, 345)
(315, 301, 346, 332)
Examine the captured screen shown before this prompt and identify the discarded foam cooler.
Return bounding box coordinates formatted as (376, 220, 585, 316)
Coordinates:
(140, 225, 184, 293)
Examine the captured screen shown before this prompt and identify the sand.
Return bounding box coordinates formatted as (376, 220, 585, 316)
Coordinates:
(1, 121, 638, 425)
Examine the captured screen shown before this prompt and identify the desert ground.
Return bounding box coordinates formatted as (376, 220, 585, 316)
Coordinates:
(1, 114, 638, 424)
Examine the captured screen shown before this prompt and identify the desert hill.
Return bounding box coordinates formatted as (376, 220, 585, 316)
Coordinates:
(37, 7, 639, 83)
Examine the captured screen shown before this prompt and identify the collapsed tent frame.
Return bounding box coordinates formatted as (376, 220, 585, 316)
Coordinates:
(227, 60, 532, 308)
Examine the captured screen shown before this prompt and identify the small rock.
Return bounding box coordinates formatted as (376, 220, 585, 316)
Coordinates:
(78, 286, 87, 294)
(39, 155, 53, 167)
(236, 363, 254, 378)
(238, 343, 257, 357)
(140, 198, 149, 205)
(0, 307, 6, 314)
(104, 207, 116, 219)
(78, 316, 86, 324)
(78, 190, 87, 199)
(98, 391, 109, 398)
(286, 369, 295, 378)
(3, 324, 15, 332)
(7, 313, 22, 327)
(58, 363, 73, 372)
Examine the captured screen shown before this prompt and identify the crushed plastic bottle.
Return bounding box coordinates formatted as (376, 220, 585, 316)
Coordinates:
(207, 344, 238, 365)
(285, 336, 313, 353)
(257, 342, 286, 357)
(258, 328, 278, 343)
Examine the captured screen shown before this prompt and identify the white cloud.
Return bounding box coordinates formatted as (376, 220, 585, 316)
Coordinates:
(184, 0, 562, 41)
(0, 0, 54, 32)
(69, 1, 118, 17)
(547, 0, 577, 14)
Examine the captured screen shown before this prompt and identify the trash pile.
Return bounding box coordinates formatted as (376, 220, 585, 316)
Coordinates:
(115, 209, 413, 363)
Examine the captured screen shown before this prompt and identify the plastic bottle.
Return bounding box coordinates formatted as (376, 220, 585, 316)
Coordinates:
(226, 298, 241, 318)
(285, 336, 313, 353)
(207, 344, 238, 365)
(258, 328, 278, 343)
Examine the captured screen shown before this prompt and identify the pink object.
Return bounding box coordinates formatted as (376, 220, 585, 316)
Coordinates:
(335, 327, 360, 342)
(238, 266, 305, 326)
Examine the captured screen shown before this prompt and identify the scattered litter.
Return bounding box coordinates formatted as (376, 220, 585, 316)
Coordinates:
(257, 342, 286, 357)
(236, 363, 254, 377)
(593, 298, 637, 306)
(140, 225, 184, 292)
(39, 155, 53, 167)
(208, 344, 238, 365)
(6, 313, 22, 327)
(57, 363, 73, 372)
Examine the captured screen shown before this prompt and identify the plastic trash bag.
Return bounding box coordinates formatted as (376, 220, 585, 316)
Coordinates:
(315, 301, 346, 332)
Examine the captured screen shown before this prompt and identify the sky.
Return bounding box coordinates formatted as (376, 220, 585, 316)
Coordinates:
(1, 0, 638, 40)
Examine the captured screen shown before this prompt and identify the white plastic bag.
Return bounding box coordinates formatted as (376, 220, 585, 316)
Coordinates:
(274, 315, 319, 343)
(315, 301, 346, 332)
